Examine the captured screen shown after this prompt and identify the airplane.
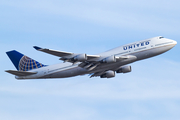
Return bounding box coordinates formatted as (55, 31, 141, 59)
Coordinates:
(5, 36, 177, 79)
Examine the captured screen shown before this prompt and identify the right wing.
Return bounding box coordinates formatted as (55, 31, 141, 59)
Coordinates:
(33, 46, 73, 57)
(5, 70, 37, 76)
(33, 46, 100, 62)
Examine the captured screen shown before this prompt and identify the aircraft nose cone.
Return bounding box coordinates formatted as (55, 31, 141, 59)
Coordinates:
(171, 40, 177, 48)
(173, 40, 177, 45)
(171, 40, 177, 47)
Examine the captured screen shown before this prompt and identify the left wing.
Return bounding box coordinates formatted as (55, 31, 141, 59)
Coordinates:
(89, 65, 132, 78)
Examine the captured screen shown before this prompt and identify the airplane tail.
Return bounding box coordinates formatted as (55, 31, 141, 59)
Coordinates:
(6, 50, 46, 71)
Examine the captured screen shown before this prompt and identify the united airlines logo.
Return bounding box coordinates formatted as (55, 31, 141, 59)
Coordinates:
(18, 56, 45, 71)
(123, 41, 150, 50)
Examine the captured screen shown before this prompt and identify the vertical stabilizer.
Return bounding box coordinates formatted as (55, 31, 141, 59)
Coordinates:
(6, 50, 45, 71)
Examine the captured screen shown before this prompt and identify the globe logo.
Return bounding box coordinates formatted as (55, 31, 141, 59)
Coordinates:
(18, 56, 45, 71)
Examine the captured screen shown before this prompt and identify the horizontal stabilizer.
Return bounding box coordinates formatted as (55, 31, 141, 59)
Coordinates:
(5, 70, 37, 76)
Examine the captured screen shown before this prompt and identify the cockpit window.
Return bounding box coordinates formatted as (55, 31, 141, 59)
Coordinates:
(159, 36, 164, 39)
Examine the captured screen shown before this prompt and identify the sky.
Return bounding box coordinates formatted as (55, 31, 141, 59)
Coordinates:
(0, 0, 180, 120)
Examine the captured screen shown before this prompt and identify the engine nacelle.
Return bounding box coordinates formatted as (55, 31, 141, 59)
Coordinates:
(102, 56, 116, 63)
(74, 54, 87, 61)
(116, 66, 132, 73)
(100, 70, 115, 78)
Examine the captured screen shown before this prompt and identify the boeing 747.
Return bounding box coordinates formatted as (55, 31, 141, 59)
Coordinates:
(6, 36, 177, 79)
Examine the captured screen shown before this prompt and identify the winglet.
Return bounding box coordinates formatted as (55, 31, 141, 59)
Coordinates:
(33, 46, 42, 50)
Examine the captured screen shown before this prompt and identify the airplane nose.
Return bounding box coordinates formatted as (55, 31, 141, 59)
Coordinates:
(171, 40, 177, 48)
(173, 40, 177, 45)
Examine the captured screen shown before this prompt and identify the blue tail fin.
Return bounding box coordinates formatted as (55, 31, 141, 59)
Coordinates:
(6, 50, 46, 71)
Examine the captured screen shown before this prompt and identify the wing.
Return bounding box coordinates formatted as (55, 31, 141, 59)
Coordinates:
(33, 46, 73, 57)
(33, 46, 136, 72)
(33, 46, 100, 62)
(5, 70, 37, 76)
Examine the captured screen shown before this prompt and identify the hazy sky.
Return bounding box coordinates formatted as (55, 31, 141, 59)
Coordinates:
(0, 0, 180, 120)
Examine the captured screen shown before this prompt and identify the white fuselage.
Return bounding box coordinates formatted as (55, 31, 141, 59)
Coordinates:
(16, 37, 177, 79)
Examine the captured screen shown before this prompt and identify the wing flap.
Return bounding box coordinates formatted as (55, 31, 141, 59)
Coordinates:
(5, 70, 37, 76)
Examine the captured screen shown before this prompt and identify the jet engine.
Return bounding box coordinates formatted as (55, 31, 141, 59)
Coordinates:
(100, 70, 115, 78)
(116, 66, 132, 73)
(102, 56, 116, 63)
(74, 54, 87, 61)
